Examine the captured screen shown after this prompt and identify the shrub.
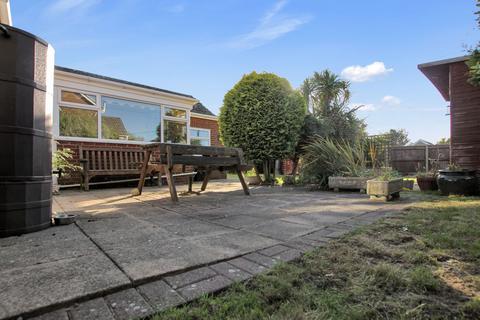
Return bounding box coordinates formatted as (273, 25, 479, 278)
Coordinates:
(300, 136, 372, 184)
(219, 72, 305, 183)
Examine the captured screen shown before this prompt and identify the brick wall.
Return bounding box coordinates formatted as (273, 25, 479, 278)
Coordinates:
(190, 116, 221, 146)
(281, 159, 295, 175)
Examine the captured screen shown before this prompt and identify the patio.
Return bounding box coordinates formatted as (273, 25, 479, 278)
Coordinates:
(0, 181, 413, 320)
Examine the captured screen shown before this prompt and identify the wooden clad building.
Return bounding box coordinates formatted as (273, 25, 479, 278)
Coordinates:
(419, 56, 480, 170)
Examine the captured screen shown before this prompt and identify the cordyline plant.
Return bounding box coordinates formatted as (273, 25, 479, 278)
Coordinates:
(219, 72, 305, 183)
(300, 136, 373, 185)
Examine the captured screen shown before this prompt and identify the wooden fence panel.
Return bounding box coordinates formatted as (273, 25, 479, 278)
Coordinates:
(390, 145, 450, 174)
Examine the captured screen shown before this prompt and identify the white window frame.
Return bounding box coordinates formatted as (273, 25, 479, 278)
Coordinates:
(190, 127, 211, 146)
(55, 86, 191, 144)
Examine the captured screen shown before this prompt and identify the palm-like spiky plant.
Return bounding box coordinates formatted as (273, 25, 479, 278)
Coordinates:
(300, 70, 351, 117)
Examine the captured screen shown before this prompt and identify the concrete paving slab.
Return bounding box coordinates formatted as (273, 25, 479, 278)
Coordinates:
(0, 227, 130, 320)
(193, 230, 279, 258)
(165, 267, 217, 289)
(228, 257, 267, 275)
(69, 298, 115, 320)
(105, 288, 153, 320)
(137, 280, 185, 311)
(271, 248, 303, 262)
(243, 252, 278, 268)
(244, 220, 319, 241)
(29, 309, 69, 320)
(213, 214, 273, 228)
(280, 211, 352, 226)
(105, 238, 221, 282)
(258, 244, 291, 257)
(177, 275, 232, 301)
(210, 262, 251, 282)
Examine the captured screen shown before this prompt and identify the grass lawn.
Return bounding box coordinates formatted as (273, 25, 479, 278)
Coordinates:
(152, 193, 480, 320)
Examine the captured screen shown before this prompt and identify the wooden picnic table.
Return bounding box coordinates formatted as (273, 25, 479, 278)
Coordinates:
(134, 143, 250, 202)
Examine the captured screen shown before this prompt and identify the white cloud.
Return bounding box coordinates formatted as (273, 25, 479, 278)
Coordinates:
(381, 95, 401, 105)
(48, 0, 100, 14)
(351, 103, 376, 112)
(341, 61, 393, 82)
(229, 0, 311, 49)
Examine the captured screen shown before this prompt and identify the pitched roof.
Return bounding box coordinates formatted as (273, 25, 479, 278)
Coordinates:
(191, 102, 216, 116)
(55, 66, 196, 100)
(410, 139, 434, 146)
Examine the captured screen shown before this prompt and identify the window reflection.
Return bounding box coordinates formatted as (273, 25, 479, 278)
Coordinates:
(164, 107, 186, 118)
(59, 106, 98, 138)
(101, 97, 161, 141)
(61, 90, 96, 105)
(164, 121, 187, 143)
(190, 128, 210, 146)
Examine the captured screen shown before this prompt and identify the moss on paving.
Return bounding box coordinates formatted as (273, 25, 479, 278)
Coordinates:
(151, 193, 480, 320)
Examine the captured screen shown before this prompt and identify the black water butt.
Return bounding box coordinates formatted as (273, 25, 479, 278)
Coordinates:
(0, 24, 55, 237)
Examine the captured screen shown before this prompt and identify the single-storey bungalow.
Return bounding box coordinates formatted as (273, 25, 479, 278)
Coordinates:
(419, 56, 480, 171)
(53, 66, 222, 185)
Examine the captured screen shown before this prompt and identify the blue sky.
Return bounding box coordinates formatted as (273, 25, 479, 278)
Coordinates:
(11, 0, 479, 143)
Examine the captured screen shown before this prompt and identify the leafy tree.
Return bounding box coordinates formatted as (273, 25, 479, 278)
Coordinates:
(467, 0, 480, 85)
(437, 137, 451, 145)
(219, 72, 306, 183)
(381, 128, 410, 146)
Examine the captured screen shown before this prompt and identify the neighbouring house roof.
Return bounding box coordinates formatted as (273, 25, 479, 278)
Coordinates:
(102, 116, 128, 136)
(418, 56, 469, 101)
(191, 102, 216, 117)
(55, 66, 196, 100)
(410, 139, 434, 146)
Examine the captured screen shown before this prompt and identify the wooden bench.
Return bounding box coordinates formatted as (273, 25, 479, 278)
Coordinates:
(134, 143, 251, 201)
(79, 146, 154, 191)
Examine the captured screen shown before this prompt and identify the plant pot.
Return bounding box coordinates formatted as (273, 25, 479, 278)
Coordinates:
(328, 176, 371, 193)
(437, 169, 478, 196)
(403, 179, 414, 190)
(246, 175, 261, 186)
(416, 176, 438, 191)
(53, 214, 76, 225)
(367, 178, 403, 201)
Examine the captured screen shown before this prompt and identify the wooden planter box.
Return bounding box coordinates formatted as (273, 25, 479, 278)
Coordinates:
(328, 176, 371, 193)
(367, 178, 403, 201)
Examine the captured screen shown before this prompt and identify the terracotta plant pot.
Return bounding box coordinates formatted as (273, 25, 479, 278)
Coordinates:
(417, 176, 438, 191)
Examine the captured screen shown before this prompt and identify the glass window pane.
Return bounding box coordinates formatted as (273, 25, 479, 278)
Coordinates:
(61, 90, 96, 105)
(59, 106, 98, 138)
(190, 128, 209, 138)
(101, 96, 161, 142)
(164, 120, 187, 144)
(191, 138, 210, 146)
(164, 107, 186, 118)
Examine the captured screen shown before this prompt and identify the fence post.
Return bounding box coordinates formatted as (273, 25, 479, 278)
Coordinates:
(425, 146, 429, 172)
